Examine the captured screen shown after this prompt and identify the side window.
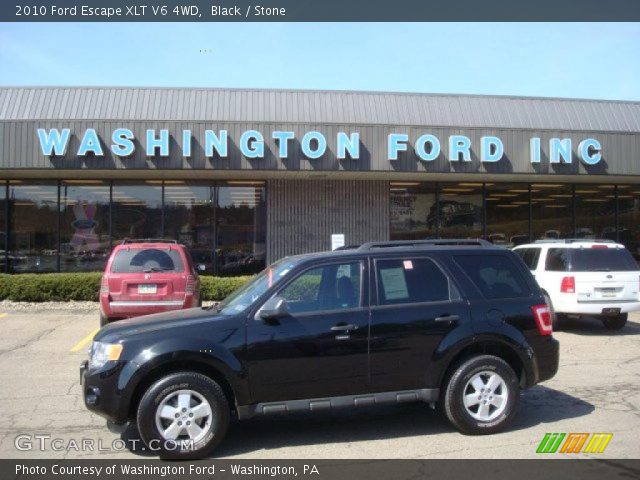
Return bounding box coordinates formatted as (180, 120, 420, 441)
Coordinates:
(545, 248, 570, 271)
(515, 248, 541, 270)
(454, 254, 529, 299)
(279, 262, 361, 314)
(376, 257, 452, 306)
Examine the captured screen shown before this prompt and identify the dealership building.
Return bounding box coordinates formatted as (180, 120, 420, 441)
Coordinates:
(0, 86, 639, 274)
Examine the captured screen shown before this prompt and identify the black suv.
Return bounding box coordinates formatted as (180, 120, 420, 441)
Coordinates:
(80, 240, 559, 459)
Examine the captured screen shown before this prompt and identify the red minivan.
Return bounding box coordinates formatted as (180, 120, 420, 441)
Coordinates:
(99, 240, 202, 326)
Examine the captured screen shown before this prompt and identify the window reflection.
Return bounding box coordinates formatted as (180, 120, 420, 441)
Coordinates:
(389, 182, 436, 240)
(438, 183, 483, 238)
(0, 183, 5, 272)
(163, 182, 215, 274)
(531, 183, 572, 240)
(59, 181, 111, 272)
(111, 182, 162, 243)
(8, 182, 58, 272)
(575, 184, 617, 241)
(485, 183, 530, 247)
(216, 182, 266, 276)
(615, 186, 640, 258)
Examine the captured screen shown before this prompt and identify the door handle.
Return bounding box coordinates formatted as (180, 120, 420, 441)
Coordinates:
(434, 315, 460, 323)
(330, 324, 358, 331)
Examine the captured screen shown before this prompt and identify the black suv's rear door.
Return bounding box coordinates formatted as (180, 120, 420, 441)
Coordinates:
(246, 259, 370, 403)
(368, 254, 471, 392)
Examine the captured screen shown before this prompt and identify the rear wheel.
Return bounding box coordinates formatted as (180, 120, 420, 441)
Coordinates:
(136, 371, 230, 459)
(442, 355, 519, 435)
(602, 313, 627, 330)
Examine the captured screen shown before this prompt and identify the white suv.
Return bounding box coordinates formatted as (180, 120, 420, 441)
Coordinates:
(513, 240, 640, 330)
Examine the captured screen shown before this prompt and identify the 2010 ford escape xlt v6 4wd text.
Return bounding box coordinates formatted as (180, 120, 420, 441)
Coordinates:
(80, 240, 559, 459)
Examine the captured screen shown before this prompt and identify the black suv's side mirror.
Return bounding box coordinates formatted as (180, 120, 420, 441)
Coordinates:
(258, 296, 289, 322)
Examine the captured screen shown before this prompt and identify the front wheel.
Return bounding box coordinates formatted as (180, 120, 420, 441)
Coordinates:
(136, 372, 230, 459)
(602, 313, 627, 330)
(442, 355, 519, 435)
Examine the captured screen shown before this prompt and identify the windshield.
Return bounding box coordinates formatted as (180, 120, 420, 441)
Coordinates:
(214, 258, 301, 315)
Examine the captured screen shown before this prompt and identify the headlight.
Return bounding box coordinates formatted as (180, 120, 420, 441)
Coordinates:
(89, 341, 123, 369)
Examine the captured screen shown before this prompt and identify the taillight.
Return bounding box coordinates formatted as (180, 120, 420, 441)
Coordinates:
(100, 277, 109, 294)
(185, 275, 195, 294)
(531, 304, 553, 336)
(560, 276, 575, 293)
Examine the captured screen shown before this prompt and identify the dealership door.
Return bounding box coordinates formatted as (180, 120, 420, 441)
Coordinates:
(245, 260, 370, 403)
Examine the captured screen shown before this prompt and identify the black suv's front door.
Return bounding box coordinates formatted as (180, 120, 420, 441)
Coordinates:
(368, 255, 471, 392)
(246, 260, 369, 403)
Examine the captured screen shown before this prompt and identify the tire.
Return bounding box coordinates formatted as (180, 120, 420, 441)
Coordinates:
(602, 313, 627, 330)
(136, 371, 230, 459)
(442, 355, 519, 435)
(99, 313, 110, 327)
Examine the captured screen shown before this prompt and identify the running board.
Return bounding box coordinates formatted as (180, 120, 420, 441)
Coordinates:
(236, 388, 439, 420)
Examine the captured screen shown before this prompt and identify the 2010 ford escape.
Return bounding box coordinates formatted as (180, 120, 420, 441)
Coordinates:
(80, 239, 560, 459)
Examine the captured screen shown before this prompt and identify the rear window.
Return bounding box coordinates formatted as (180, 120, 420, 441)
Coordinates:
(454, 254, 530, 299)
(110, 248, 184, 273)
(515, 248, 541, 270)
(545, 247, 639, 272)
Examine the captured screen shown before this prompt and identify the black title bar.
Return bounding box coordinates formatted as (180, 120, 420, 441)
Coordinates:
(3, 0, 640, 22)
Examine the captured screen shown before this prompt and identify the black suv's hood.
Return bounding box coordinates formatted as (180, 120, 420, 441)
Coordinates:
(96, 307, 225, 341)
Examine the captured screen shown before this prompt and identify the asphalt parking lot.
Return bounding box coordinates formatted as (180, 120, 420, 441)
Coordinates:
(0, 306, 638, 459)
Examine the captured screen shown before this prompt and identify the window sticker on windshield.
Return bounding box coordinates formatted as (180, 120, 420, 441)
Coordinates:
(380, 267, 409, 300)
(403, 260, 413, 270)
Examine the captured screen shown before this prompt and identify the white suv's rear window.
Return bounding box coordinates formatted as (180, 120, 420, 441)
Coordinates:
(545, 247, 638, 272)
(111, 248, 184, 273)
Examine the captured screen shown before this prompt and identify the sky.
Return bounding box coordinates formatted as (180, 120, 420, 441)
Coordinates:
(1, 22, 639, 100)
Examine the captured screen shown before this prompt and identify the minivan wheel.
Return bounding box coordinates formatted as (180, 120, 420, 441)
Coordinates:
(442, 355, 519, 435)
(602, 313, 628, 330)
(136, 372, 230, 459)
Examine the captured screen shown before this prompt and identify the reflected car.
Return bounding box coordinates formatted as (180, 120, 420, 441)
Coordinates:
(427, 201, 481, 228)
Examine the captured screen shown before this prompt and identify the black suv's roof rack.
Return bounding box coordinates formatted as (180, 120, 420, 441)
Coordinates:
(533, 239, 616, 244)
(121, 238, 178, 244)
(356, 239, 493, 251)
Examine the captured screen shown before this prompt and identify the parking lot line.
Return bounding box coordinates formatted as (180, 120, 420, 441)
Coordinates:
(70, 327, 100, 353)
(0, 313, 7, 319)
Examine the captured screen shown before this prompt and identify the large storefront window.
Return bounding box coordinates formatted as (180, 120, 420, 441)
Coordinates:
(438, 182, 483, 239)
(0, 183, 5, 272)
(575, 184, 617, 241)
(111, 182, 163, 244)
(164, 182, 216, 273)
(389, 182, 437, 240)
(59, 181, 111, 272)
(486, 183, 530, 247)
(615, 186, 640, 257)
(216, 182, 266, 276)
(8, 182, 59, 272)
(531, 183, 573, 240)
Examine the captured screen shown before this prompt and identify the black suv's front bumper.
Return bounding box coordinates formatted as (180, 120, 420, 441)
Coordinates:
(80, 360, 130, 425)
